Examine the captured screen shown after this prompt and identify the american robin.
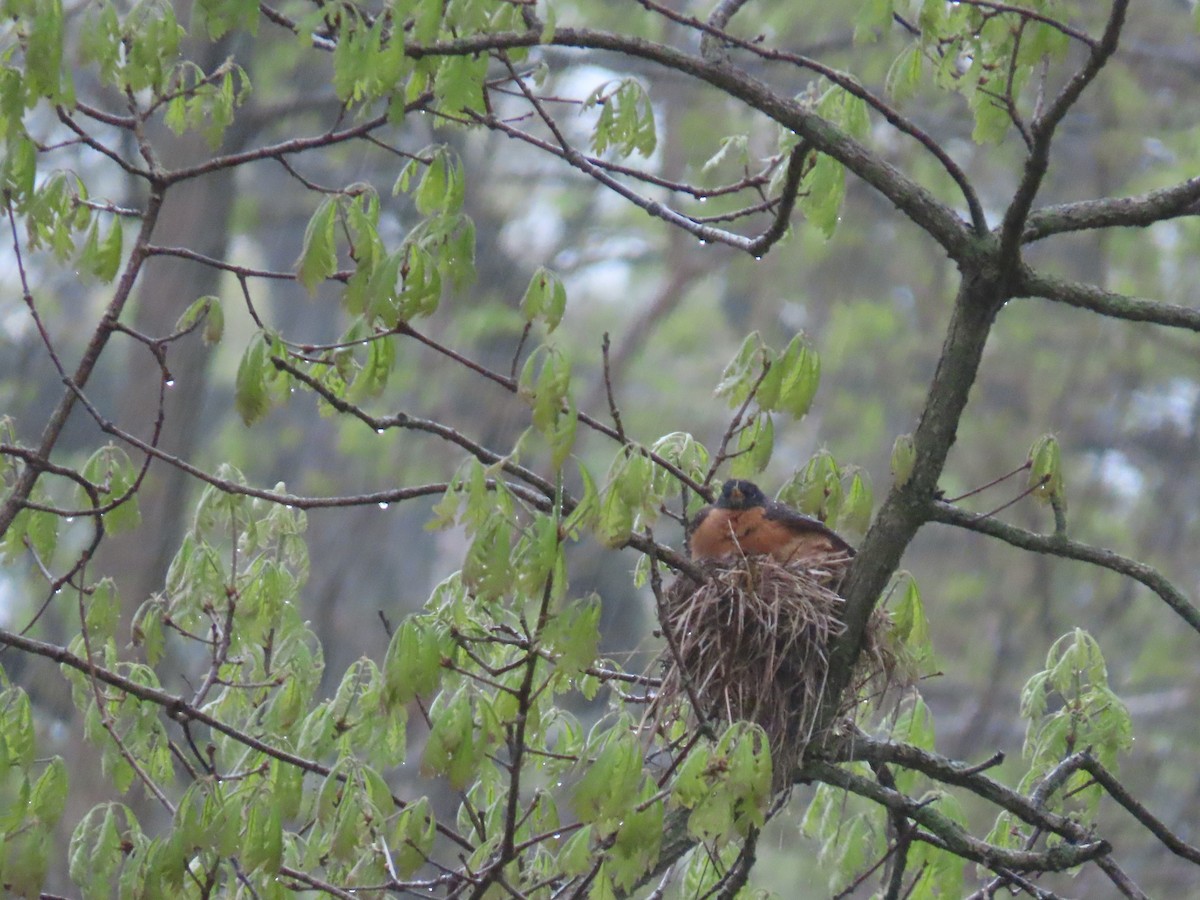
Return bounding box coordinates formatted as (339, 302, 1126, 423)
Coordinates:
(687, 479, 854, 563)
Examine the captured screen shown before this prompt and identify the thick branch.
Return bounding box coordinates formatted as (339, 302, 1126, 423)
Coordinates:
(1020, 268, 1200, 332)
(821, 273, 1003, 727)
(804, 760, 1111, 873)
(837, 736, 1094, 844)
(637, 0, 989, 235)
(405, 27, 975, 259)
(1023, 175, 1200, 243)
(929, 500, 1200, 635)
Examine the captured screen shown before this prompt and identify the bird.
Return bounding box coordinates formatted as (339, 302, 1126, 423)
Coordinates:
(686, 479, 855, 564)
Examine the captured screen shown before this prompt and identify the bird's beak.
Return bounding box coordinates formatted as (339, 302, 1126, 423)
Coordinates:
(729, 486, 743, 504)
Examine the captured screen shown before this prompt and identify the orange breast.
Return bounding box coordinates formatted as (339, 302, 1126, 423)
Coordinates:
(689, 508, 841, 563)
(687, 508, 742, 560)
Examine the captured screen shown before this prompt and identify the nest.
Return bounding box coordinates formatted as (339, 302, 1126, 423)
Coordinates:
(650, 552, 902, 790)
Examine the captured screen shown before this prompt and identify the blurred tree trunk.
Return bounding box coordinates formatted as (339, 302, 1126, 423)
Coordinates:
(101, 33, 244, 613)
(60, 33, 248, 877)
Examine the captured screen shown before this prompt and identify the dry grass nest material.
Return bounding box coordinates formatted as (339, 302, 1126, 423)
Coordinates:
(652, 552, 902, 786)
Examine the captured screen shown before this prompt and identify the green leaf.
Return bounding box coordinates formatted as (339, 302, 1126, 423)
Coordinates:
(175, 295, 215, 336)
(195, 0, 259, 39)
(840, 470, 873, 533)
(559, 825, 594, 877)
(855, 0, 894, 42)
(24, 0, 71, 104)
(777, 335, 821, 418)
(295, 197, 338, 293)
(1021, 630, 1132, 776)
(82, 218, 122, 282)
(3, 688, 36, 767)
(610, 786, 662, 889)
(84, 579, 120, 644)
(892, 696, 936, 753)
(3, 825, 49, 897)
(434, 54, 487, 115)
(414, 148, 466, 216)
(890, 574, 932, 663)
(539, 595, 600, 681)
(714, 331, 767, 409)
(30, 758, 68, 826)
(729, 412, 774, 478)
(886, 43, 923, 101)
(587, 79, 657, 158)
(683, 843, 741, 896)
(702, 134, 749, 173)
(521, 266, 568, 332)
(131, 600, 165, 666)
(462, 515, 516, 601)
(890, 432, 916, 486)
(391, 797, 436, 877)
(69, 804, 125, 899)
(801, 152, 845, 237)
(393, 244, 440, 321)
(24, 506, 58, 563)
(650, 432, 710, 482)
(573, 729, 643, 826)
(0, 135, 38, 202)
(563, 462, 600, 538)
(383, 617, 448, 708)
(347, 335, 395, 400)
(596, 481, 633, 549)
(243, 801, 282, 874)
(970, 86, 1010, 144)
(1027, 434, 1065, 505)
(781, 450, 843, 523)
(421, 687, 480, 790)
(235, 336, 270, 426)
(203, 298, 224, 344)
(271, 758, 304, 821)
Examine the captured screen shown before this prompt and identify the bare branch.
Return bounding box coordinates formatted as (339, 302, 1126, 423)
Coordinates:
(997, 0, 1129, 268)
(929, 500, 1200, 635)
(633, 0, 989, 236)
(1079, 754, 1200, 865)
(953, 1, 1099, 48)
(1023, 175, 1200, 243)
(1020, 269, 1200, 332)
(404, 27, 976, 257)
(805, 759, 1111, 873)
(0, 186, 166, 539)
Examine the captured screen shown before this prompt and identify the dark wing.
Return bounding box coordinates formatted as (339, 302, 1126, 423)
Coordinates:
(763, 501, 855, 556)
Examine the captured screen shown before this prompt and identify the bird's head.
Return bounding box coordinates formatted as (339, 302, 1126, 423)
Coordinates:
(717, 479, 767, 509)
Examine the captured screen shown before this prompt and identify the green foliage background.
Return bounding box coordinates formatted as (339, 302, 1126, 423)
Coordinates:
(0, 0, 1198, 896)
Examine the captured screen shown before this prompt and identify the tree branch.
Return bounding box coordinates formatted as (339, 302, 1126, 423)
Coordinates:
(1020, 268, 1200, 332)
(835, 736, 1087, 844)
(0, 626, 473, 851)
(821, 274, 1003, 730)
(997, 0, 1129, 270)
(1079, 754, 1200, 865)
(804, 759, 1111, 873)
(634, 0, 989, 236)
(404, 27, 976, 258)
(0, 185, 166, 539)
(929, 499, 1200, 635)
(1023, 175, 1200, 243)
